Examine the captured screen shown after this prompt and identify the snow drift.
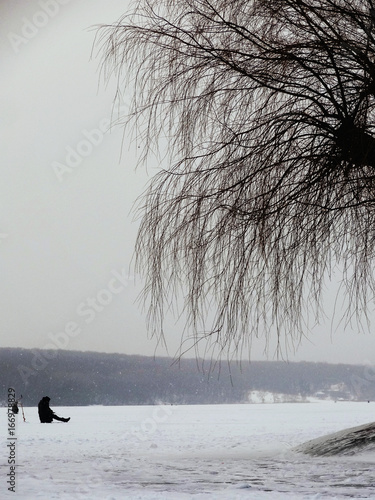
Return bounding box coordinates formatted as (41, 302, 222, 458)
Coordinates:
(294, 420, 375, 456)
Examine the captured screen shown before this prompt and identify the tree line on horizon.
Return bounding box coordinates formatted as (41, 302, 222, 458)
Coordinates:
(0, 348, 373, 406)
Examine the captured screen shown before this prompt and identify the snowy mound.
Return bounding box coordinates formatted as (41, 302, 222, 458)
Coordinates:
(294, 421, 375, 456)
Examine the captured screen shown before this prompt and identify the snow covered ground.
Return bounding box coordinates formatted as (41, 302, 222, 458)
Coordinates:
(2, 401, 375, 499)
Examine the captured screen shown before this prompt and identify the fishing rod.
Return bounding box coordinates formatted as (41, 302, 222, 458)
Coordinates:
(12, 394, 26, 422)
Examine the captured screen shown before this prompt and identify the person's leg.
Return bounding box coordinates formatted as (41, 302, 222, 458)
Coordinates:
(53, 414, 70, 423)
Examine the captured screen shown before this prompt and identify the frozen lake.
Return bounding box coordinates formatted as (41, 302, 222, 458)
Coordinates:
(2, 401, 375, 499)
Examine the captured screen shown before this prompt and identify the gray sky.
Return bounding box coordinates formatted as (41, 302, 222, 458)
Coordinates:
(1, 0, 374, 365)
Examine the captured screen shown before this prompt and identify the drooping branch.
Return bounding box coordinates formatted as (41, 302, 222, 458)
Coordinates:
(98, 0, 375, 358)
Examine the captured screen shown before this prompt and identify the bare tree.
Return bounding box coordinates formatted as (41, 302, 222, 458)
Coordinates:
(98, 0, 375, 358)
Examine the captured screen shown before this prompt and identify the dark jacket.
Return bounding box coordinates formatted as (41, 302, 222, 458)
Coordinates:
(38, 397, 54, 423)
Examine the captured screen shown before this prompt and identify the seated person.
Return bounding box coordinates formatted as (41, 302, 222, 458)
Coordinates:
(38, 396, 70, 423)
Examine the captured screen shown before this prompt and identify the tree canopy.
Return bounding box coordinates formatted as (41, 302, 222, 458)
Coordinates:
(98, 0, 375, 358)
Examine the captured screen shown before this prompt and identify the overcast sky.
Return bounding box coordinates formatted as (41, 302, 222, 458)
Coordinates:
(1, 0, 375, 365)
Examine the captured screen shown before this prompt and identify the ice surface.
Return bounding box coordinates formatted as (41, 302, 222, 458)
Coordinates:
(2, 401, 375, 499)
